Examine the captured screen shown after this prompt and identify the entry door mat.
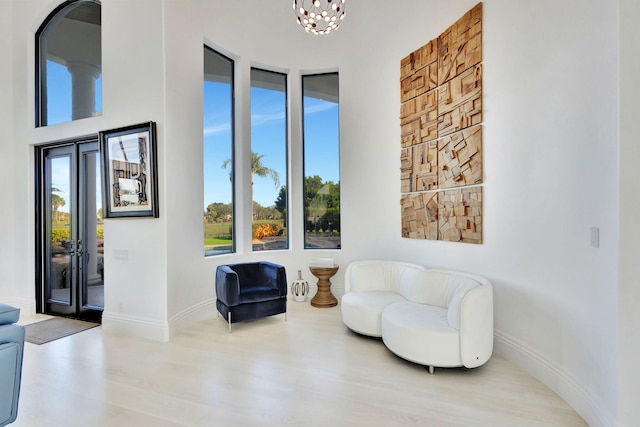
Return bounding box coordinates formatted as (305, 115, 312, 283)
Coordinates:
(25, 318, 100, 345)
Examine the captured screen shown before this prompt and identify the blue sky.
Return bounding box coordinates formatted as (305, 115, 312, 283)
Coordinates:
(204, 81, 340, 209)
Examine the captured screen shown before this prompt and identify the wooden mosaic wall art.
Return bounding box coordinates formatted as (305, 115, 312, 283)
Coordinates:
(438, 187, 483, 244)
(399, 3, 484, 244)
(400, 90, 439, 148)
(438, 3, 483, 85)
(401, 192, 438, 240)
(438, 125, 482, 189)
(400, 40, 438, 103)
(401, 142, 438, 193)
(412, 142, 438, 191)
(438, 64, 482, 137)
(400, 148, 412, 193)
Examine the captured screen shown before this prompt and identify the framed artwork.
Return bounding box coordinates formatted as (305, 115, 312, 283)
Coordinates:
(99, 121, 159, 218)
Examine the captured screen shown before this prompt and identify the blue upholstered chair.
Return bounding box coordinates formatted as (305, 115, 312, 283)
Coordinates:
(0, 304, 24, 426)
(216, 262, 287, 332)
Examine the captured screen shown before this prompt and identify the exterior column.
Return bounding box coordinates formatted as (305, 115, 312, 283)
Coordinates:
(66, 61, 100, 120)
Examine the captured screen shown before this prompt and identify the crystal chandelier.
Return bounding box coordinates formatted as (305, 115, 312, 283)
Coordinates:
(293, 0, 346, 35)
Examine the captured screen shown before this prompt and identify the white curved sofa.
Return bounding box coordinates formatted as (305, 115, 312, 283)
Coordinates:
(341, 260, 493, 373)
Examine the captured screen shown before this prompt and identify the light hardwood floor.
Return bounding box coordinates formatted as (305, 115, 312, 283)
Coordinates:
(15, 302, 586, 427)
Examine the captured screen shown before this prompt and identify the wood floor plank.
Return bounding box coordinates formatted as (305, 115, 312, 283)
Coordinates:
(15, 303, 586, 426)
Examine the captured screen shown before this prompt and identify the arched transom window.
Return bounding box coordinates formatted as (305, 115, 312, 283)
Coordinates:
(36, 0, 102, 127)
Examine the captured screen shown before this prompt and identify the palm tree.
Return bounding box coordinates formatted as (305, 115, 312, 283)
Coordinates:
(51, 186, 66, 224)
(221, 152, 280, 188)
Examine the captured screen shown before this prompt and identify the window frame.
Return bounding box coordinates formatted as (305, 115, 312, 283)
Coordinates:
(250, 67, 289, 252)
(35, 0, 102, 128)
(301, 72, 341, 250)
(203, 45, 236, 257)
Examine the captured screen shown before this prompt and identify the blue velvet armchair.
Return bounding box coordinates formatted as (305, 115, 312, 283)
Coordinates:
(0, 304, 24, 427)
(216, 262, 287, 332)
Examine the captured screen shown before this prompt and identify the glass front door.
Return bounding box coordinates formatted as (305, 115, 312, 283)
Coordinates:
(40, 140, 103, 322)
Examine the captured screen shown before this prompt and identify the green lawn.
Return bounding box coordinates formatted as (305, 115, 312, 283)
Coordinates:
(204, 237, 232, 245)
(204, 222, 232, 246)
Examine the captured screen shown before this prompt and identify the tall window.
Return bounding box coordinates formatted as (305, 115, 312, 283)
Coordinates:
(36, 0, 102, 127)
(250, 69, 288, 251)
(204, 47, 235, 256)
(302, 73, 341, 249)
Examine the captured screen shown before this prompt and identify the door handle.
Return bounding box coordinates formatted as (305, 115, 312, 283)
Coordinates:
(63, 239, 84, 257)
(64, 240, 76, 256)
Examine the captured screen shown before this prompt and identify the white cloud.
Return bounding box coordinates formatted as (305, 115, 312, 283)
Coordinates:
(251, 111, 286, 127)
(204, 101, 336, 136)
(203, 122, 231, 136)
(304, 102, 337, 114)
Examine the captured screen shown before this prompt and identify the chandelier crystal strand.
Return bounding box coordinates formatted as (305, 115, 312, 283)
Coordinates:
(293, 0, 346, 35)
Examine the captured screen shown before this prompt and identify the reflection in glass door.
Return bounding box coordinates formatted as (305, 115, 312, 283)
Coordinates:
(80, 143, 104, 313)
(46, 151, 74, 310)
(40, 141, 103, 322)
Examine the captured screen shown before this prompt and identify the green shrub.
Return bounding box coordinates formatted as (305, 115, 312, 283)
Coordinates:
(50, 226, 103, 242)
(50, 228, 70, 242)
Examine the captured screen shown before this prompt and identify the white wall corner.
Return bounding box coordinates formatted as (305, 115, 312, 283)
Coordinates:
(168, 298, 216, 339)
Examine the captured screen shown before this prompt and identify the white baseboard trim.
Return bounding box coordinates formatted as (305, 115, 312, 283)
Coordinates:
(102, 312, 170, 342)
(102, 299, 217, 342)
(0, 296, 36, 315)
(100, 288, 341, 342)
(494, 329, 614, 427)
(167, 298, 216, 339)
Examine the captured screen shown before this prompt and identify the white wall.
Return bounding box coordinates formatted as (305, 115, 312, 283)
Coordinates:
(481, 2, 619, 425)
(0, 0, 17, 304)
(160, 0, 620, 425)
(1, 0, 628, 425)
(618, 0, 640, 425)
(98, 0, 169, 340)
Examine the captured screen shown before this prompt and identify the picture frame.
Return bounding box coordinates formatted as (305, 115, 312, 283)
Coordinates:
(99, 121, 159, 218)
